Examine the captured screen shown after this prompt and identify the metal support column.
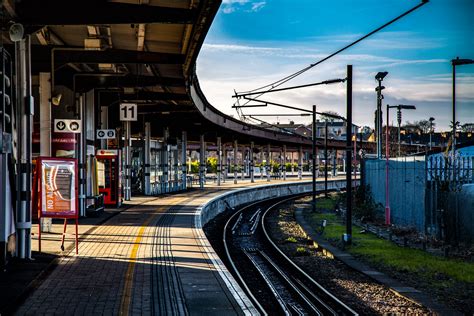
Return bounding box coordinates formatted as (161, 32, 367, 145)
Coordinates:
(298, 145, 303, 180)
(345, 65, 353, 244)
(250, 141, 255, 183)
(241, 145, 245, 181)
(181, 131, 187, 190)
(217, 137, 222, 186)
(312, 105, 316, 213)
(164, 129, 170, 192)
(324, 119, 328, 197)
(173, 137, 179, 191)
(283, 145, 287, 180)
(223, 145, 227, 182)
(199, 134, 205, 189)
(144, 122, 151, 195)
(39, 72, 52, 231)
(78, 94, 86, 216)
(15, 36, 33, 259)
(124, 121, 131, 200)
(233, 140, 238, 184)
(266, 144, 271, 181)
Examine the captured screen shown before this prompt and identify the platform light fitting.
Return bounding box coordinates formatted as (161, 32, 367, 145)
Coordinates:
(8, 23, 24, 42)
(52, 93, 62, 106)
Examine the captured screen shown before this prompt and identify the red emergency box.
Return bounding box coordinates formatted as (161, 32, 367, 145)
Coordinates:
(96, 149, 122, 207)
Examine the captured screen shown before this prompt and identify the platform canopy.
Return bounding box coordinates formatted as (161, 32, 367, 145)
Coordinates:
(1, 0, 354, 150)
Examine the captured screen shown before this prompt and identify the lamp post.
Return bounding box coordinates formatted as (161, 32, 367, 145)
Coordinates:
(395, 104, 416, 156)
(451, 57, 474, 155)
(385, 104, 416, 225)
(375, 71, 388, 159)
(429, 117, 435, 150)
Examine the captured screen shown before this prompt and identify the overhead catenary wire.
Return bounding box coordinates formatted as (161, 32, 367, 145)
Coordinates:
(235, 0, 429, 99)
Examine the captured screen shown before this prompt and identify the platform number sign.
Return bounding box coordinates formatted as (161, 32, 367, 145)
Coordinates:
(120, 103, 137, 121)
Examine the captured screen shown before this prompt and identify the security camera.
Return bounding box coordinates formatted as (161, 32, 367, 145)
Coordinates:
(8, 23, 24, 42)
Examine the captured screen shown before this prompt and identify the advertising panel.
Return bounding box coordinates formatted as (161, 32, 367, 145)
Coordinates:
(38, 158, 78, 218)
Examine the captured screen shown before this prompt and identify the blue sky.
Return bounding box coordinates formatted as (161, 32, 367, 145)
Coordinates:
(197, 0, 474, 131)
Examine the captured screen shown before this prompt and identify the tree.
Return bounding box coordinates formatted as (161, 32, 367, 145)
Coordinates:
(416, 120, 431, 134)
(320, 111, 342, 122)
(461, 123, 474, 133)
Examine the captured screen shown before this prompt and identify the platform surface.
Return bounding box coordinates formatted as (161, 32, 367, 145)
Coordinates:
(15, 177, 320, 315)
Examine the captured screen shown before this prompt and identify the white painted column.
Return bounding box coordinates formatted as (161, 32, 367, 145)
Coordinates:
(181, 131, 187, 190)
(234, 140, 238, 184)
(298, 145, 303, 180)
(124, 121, 131, 200)
(144, 122, 151, 195)
(199, 134, 205, 189)
(250, 141, 254, 183)
(267, 144, 271, 182)
(217, 137, 222, 186)
(39, 72, 52, 232)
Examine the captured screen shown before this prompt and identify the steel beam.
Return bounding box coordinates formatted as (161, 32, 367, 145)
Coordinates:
(16, 1, 197, 25)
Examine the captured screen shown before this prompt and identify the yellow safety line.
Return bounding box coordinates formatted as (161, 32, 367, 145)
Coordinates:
(119, 204, 170, 315)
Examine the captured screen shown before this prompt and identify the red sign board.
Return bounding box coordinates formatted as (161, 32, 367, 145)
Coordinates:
(35, 157, 78, 218)
(33, 157, 79, 253)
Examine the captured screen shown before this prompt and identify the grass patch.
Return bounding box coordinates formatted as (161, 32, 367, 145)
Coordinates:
(295, 246, 309, 256)
(308, 212, 474, 284)
(315, 196, 338, 211)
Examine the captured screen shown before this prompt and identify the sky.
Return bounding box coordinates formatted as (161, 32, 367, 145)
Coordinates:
(196, 0, 474, 131)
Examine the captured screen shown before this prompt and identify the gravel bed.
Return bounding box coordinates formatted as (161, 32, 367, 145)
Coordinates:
(266, 202, 432, 315)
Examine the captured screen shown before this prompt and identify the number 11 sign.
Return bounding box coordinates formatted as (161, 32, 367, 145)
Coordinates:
(119, 103, 137, 121)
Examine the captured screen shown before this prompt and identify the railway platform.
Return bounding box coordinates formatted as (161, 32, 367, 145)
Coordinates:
(9, 177, 320, 315)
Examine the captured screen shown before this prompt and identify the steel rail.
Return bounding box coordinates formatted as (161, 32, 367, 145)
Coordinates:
(261, 195, 359, 316)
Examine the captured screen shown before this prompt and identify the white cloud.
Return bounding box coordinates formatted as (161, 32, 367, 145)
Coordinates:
(250, 1, 266, 12)
(197, 41, 474, 130)
(221, 0, 266, 14)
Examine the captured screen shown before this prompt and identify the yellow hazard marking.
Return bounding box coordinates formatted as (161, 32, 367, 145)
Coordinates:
(119, 204, 170, 315)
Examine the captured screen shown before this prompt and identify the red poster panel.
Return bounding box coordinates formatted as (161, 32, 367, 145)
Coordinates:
(38, 157, 78, 218)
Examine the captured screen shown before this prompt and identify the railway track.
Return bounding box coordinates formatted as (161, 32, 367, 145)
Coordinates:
(223, 194, 358, 316)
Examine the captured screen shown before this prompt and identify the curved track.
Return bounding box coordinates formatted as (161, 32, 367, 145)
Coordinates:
(223, 193, 358, 316)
